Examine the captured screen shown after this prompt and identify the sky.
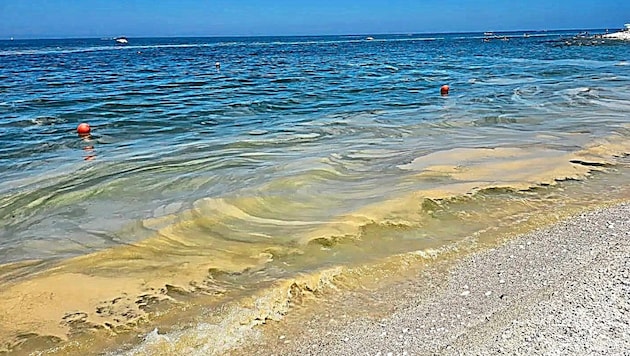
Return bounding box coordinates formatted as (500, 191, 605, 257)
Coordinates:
(1, 0, 628, 39)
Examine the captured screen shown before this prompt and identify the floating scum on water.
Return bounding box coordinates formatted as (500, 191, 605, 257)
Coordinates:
(1, 133, 629, 354)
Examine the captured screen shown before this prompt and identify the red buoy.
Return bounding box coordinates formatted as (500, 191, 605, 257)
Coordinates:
(440, 85, 450, 95)
(77, 123, 91, 135)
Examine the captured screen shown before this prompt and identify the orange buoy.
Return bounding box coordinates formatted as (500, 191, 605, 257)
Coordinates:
(77, 123, 91, 135)
(440, 85, 449, 95)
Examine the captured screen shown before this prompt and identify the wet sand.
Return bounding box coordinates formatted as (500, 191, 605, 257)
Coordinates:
(239, 202, 630, 355)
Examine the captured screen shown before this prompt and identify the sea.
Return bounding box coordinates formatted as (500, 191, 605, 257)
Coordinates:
(0, 30, 629, 354)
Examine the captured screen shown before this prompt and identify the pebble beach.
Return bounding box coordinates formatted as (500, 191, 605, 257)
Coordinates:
(240, 202, 630, 355)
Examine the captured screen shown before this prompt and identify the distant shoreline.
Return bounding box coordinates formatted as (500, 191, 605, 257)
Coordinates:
(0, 28, 618, 41)
(603, 30, 630, 40)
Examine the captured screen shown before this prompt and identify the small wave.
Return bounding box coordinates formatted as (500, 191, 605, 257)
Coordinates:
(474, 77, 539, 86)
(31, 115, 67, 126)
(270, 77, 305, 83)
(564, 87, 593, 95)
(0, 36, 450, 58)
(0, 42, 228, 57)
(247, 129, 268, 136)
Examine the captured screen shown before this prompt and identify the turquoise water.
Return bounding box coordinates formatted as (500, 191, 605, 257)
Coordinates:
(0, 30, 629, 353)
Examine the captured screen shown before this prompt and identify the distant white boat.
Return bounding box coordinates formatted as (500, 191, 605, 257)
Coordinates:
(115, 37, 128, 44)
(483, 32, 494, 36)
(366, 36, 374, 41)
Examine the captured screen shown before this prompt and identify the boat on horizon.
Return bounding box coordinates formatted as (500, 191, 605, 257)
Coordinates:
(114, 36, 128, 44)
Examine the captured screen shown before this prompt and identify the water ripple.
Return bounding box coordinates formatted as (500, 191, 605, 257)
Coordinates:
(0, 31, 629, 263)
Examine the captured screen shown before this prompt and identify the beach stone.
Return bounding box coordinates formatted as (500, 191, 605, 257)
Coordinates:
(238, 203, 630, 356)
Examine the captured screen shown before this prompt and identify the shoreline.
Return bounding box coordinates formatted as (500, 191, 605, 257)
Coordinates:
(603, 30, 630, 40)
(237, 202, 630, 355)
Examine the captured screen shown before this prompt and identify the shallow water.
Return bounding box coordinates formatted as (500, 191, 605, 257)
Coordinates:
(0, 30, 629, 354)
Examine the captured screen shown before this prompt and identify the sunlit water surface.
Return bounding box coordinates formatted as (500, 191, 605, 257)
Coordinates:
(0, 31, 629, 354)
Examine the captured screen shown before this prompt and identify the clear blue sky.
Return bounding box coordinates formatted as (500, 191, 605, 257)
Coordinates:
(1, 0, 628, 39)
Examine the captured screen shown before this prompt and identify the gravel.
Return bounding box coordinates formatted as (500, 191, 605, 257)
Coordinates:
(242, 203, 630, 355)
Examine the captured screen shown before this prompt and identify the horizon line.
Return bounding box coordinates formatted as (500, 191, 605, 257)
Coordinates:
(1, 26, 617, 41)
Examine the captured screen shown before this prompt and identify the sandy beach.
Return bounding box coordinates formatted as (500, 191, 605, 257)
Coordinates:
(236, 202, 630, 355)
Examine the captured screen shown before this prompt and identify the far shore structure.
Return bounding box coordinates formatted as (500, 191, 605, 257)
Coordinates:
(603, 23, 630, 40)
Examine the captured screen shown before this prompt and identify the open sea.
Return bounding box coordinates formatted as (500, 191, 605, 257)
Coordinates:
(1, 30, 629, 354)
